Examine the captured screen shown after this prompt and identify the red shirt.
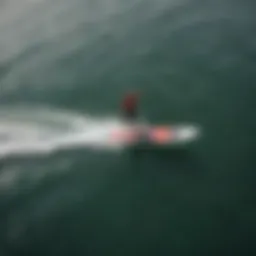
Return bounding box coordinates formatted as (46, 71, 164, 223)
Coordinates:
(122, 94, 138, 111)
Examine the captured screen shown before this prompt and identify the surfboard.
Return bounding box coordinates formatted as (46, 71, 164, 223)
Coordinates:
(109, 125, 200, 147)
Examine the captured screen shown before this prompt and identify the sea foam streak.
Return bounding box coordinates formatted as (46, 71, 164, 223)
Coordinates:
(0, 105, 127, 158)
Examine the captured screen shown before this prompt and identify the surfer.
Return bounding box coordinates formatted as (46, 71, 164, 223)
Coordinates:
(121, 91, 139, 123)
(119, 91, 149, 142)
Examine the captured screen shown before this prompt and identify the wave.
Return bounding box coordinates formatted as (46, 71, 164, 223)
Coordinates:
(0, 105, 127, 158)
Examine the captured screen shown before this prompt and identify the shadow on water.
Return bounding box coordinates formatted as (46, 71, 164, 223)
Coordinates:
(125, 144, 205, 176)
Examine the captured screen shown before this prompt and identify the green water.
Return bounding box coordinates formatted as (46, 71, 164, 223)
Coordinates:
(0, 0, 255, 255)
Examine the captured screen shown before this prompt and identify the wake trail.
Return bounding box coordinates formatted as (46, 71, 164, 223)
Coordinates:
(0, 105, 128, 158)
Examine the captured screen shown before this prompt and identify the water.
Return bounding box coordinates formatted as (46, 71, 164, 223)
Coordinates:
(0, 0, 255, 255)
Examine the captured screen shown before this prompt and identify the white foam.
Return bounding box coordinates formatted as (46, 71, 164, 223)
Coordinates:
(0, 105, 127, 158)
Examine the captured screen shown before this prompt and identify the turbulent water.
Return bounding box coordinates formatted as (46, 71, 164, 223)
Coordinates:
(0, 0, 255, 255)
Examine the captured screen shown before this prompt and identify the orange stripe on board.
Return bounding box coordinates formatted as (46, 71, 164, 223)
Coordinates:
(149, 127, 173, 144)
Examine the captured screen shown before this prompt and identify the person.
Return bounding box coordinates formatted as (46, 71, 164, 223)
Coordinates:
(120, 91, 150, 143)
(121, 91, 139, 122)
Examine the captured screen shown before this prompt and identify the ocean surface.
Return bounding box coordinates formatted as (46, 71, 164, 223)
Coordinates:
(0, 0, 255, 255)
